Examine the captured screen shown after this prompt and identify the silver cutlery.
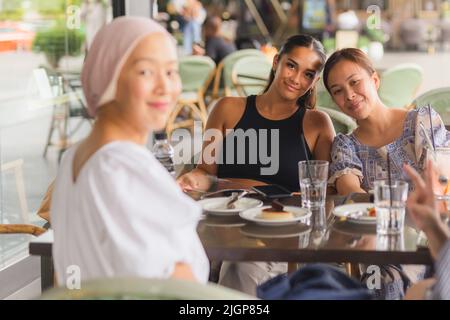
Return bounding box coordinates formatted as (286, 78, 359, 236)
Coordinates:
(226, 191, 249, 209)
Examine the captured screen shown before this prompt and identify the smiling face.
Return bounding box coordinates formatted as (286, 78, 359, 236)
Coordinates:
(327, 60, 380, 120)
(114, 32, 181, 132)
(271, 46, 322, 102)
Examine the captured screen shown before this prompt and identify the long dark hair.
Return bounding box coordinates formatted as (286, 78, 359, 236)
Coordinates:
(263, 34, 326, 109)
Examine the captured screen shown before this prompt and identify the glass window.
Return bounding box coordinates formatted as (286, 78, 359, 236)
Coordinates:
(0, 0, 112, 270)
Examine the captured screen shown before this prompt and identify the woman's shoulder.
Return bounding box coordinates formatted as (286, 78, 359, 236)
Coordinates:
(304, 108, 334, 131)
(333, 132, 355, 144)
(305, 108, 331, 122)
(208, 96, 247, 127)
(404, 105, 445, 135)
(77, 141, 185, 200)
(412, 105, 444, 123)
(85, 141, 154, 176)
(212, 96, 246, 112)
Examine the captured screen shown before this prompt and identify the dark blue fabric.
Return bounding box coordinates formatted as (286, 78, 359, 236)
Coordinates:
(257, 264, 374, 300)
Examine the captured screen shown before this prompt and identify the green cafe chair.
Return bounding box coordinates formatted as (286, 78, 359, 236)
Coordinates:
(315, 76, 339, 111)
(40, 277, 255, 300)
(211, 49, 266, 99)
(317, 89, 339, 111)
(231, 55, 272, 97)
(166, 56, 216, 138)
(412, 87, 450, 126)
(378, 63, 424, 108)
(317, 106, 357, 134)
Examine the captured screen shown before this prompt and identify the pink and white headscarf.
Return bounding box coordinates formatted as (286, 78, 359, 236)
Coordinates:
(81, 16, 173, 117)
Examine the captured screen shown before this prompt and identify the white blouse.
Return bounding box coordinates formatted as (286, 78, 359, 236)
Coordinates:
(51, 141, 209, 285)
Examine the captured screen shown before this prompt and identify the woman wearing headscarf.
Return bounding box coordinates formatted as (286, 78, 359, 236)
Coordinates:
(51, 17, 209, 285)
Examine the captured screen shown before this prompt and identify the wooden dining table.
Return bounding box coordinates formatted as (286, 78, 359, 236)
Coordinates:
(193, 184, 432, 267)
(28, 178, 433, 290)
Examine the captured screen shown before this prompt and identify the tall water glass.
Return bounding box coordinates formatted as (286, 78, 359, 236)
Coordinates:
(298, 160, 329, 208)
(374, 180, 408, 235)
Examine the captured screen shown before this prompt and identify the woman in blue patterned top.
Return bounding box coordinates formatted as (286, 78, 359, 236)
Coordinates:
(322, 48, 450, 194)
(322, 48, 450, 299)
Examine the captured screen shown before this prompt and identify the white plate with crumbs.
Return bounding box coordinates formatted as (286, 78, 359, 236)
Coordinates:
(333, 203, 377, 224)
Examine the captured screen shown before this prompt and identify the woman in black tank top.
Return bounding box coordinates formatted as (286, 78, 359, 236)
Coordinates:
(216, 95, 311, 191)
(178, 35, 335, 192)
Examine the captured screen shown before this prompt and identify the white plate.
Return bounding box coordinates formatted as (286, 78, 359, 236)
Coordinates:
(239, 206, 312, 226)
(240, 224, 312, 239)
(333, 203, 376, 225)
(197, 197, 263, 216)
(200, 215, 247, 227)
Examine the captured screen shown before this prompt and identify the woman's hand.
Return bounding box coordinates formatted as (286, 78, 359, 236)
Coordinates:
(170, 262, 197, 282)
(177, 169, 214, 192)
(404, 160, 441, 232)
(404, 278, 436, 300)
(404, 160, 450, 260)
(177, 172, 202, 191)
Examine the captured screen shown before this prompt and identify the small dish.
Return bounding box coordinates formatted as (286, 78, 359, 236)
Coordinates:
(333, 203, 377, 225)
(200, 215, 247, 227)
(240, 224, 311, 239)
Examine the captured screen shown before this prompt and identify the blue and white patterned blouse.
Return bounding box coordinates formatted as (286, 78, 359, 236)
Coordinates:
(329, 107, 450, 191)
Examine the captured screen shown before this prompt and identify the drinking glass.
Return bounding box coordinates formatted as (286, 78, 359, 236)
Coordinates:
(298, 160, 329, 208)
(374, 180, 409, 235)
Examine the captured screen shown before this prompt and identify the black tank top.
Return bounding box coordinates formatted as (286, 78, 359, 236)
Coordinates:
(217, 95, 313, 191)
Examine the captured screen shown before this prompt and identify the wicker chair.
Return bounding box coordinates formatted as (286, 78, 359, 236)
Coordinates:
(166, 56, 216, 138)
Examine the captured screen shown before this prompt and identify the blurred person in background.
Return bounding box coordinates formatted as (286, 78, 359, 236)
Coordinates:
(192, 15, 236, 65)
(170, 0, 206, 55)
(81, 0, 110, 50)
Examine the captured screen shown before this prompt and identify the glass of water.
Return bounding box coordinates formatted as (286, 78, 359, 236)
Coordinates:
(298, 160, 329, 208)
(374, 180, 409, 235)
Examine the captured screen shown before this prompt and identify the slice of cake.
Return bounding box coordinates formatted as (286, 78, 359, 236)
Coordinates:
(259, 208, 294, 220)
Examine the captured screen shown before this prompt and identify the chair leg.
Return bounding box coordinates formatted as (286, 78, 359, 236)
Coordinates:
(197, 93, 208, 119)
(61, 102, 69, 152)
(166, 102, 185, 138)
(14, 160, 29, 223)
(1, 159, 29, 223)
(166, 101, 207, 139)
(345, 263, 361, 278)
(287, 262, 298, 274)
(43, 109, 56, 157)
